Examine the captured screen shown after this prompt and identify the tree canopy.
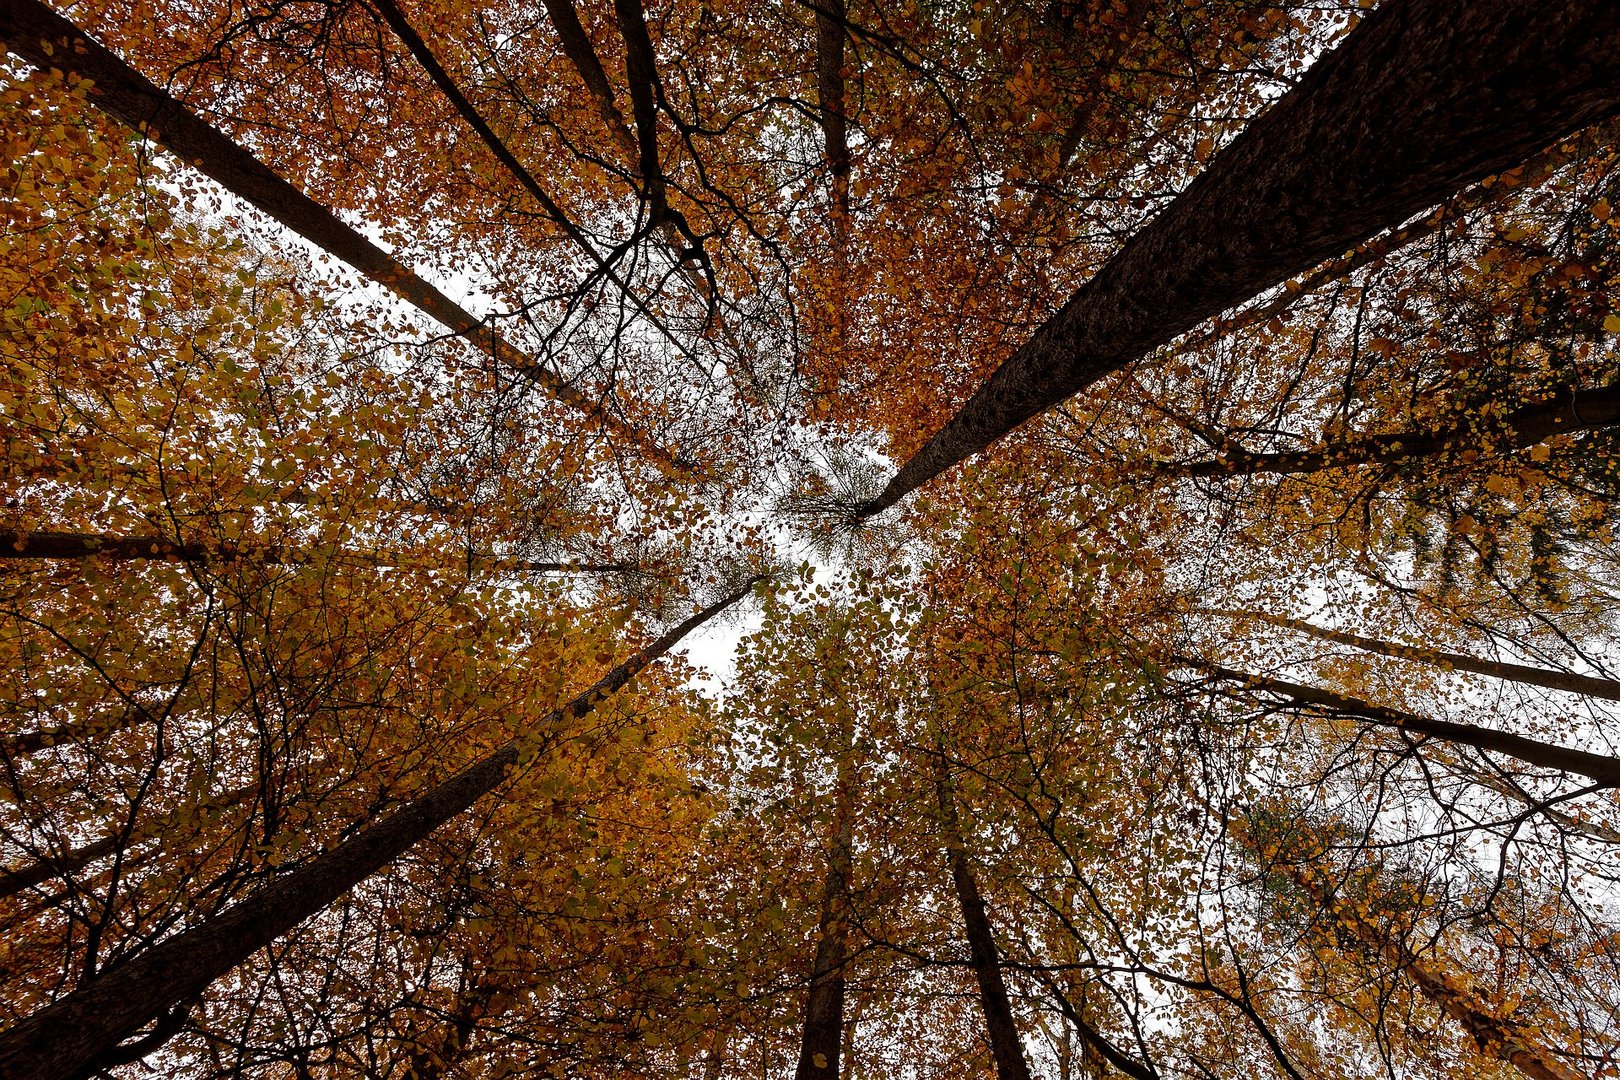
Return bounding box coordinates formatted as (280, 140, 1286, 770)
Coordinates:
(3, 0, 1620, 1077)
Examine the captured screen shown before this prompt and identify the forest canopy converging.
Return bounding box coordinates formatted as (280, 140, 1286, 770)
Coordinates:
(3, 1, 1620, 1077)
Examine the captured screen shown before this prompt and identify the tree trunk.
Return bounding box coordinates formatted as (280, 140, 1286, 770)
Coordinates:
(1212, 609, 1620, 702)
(935, 760, 1034, 1080)
(0, 0, 679, 469)
(1190, 660, 1620, 787)
(794, 705, 857, 1080)
(860, 0, 1620, 516)
(540, 0, 639, 159)
(0, 529, 626, 575)
(1189, 119, 1620, 348)
(794, 771, 854, 1080)
(1161, 385, 1620, 480)
(0, 582, 756, 1080)
(812, 0, 851, 194)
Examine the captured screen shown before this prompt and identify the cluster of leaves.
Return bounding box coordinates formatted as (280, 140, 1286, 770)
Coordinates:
(5, 1, 1620, 1079)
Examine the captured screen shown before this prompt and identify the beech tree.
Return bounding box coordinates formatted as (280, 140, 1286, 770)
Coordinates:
(7, 0, 1620, 1077)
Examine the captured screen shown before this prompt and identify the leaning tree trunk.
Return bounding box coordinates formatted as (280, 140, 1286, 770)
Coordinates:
(1158, 385, 1620, 480)
(935, 759, 1034, 1080)
(1182, 118, 1620, 350)
(0, 582, 757, 1080)
(1188, 660, 1620, 787)
(0, 0, 684, 471)
(1210, 609, 1620, 702)
(0, 529, 628, 576)
(860, 0, 1620, 516)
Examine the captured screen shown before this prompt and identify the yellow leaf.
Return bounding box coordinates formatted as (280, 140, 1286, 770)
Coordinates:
(1604, 313, 1620, 333)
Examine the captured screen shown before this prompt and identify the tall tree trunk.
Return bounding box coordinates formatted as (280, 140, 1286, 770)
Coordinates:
(0, 529, 627, 575)
(935, 759, 1034, 1080)
(859, 0, 1620, 516)
(812, 0, 851, 205)
(1158, 385, 1620, 480)
(1187, 119, 1620, 349)
(1210, 609, 1620, 702)
(795, 699, 857, 1080)
(0, 0, 682, 470)
(794, 834, 852, 1079)
(0, 582, 757, 1080)
(794, 773, 854, 1080)
(1189, 660, 1620, 787)
(610, 0, 672, 224)
(539, 0, 639, 159)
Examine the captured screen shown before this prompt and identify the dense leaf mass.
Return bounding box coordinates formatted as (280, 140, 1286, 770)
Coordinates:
(2, 1, 1620, 1077)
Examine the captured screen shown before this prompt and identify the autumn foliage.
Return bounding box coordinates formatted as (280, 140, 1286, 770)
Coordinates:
(3, 0, 1620, 1077)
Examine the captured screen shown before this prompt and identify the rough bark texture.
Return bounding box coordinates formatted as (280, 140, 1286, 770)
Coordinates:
(863, 0, 1620, 515)
(1221, 609, 1620, 702)
(0, 0, 681, 466)
(0, 583, 757, 1080)
(540, 0, 639, 158)
(1195, 661, 1620, 787)
(1190, 119, 1620, 348)
(0, 529, 623, 575)
(794, 736, 856, 1079)
(1164, 385, 1620, 479)
(1276, 856, 1585, 1080)
(812, 0, 850, 186)
(936, 764, 1034, 1080)
(794, 896, 849, 1080)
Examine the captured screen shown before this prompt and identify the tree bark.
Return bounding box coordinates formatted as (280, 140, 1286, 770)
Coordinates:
(794, 837, 852, 1080)
(1191, 660, 1620, 787)
(794, 710, 857, 1080)
(610, 0, 672, 224)
(539, 0, 639, 159)
(860, 0, 1620, 516)
(0, 0, 681, 469)
(1189, 119, 1620, 349)
(935, 761, 1034, 1080)
(812, 0, 851, 191)
(0, 581, 757, 1080)
(0, 529, 626, 575)
(1160, 385, 1620, 480)
(1212, 609, 1620, 702)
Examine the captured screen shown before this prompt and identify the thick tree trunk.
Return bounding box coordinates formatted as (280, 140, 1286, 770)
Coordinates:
(0, 0, 682, 468)
(1189, 120, 1620, 348)
(794, 778, 854, 1080)
(794, 716, 857, 1080)
(1161, 385, 1620, 480)
(540, 0, 639, 159)
(1270, 850, 1584, 1080)
(1214, 609, 1620, 702)
(0, 582, 756, 1080)
(861, 0, 1620, 516)
(0, 529, 625, 575)
(812, 0, 851, 193)
(1191, 660, 1620, 787)
(935, 761, 1034, 1080)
